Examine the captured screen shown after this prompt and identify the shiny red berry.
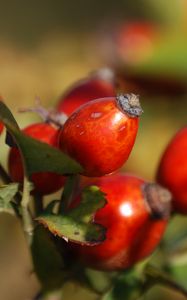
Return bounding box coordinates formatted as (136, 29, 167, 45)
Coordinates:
(59, 94, 143, 177)
(57, 69, 116, 116)
(157, 127, 187, 214)
(8, 123, 65, 195)
(68, 173, 171, 271)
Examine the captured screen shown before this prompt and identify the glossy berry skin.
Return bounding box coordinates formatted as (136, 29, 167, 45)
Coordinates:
(157, 127, 187, 214)
(59, 94, 142, 177)
(8, 123, 65, 195)
(57, 70, 116, 116)
(69, 173, 169, 271)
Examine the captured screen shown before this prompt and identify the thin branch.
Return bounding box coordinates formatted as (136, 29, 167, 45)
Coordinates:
(0, 163, 12, 183)
(33, 193, 43, 217)
(58, 175, 80, 214)
(33, 291, 44, 300)
(19, 98, 67, 127)
(33, 289, 63, 300)
(144, 265, 187, 298)
(21, 176, 34, 245)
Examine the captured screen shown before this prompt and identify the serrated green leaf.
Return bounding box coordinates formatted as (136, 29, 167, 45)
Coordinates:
(0, 183, 19, 215)
(0, 101, 84, 176)
(37, 186, 107, 245)
(31, 225, 65, 291)
(37, 215, 105, 244)
(70, 186, 107, 223)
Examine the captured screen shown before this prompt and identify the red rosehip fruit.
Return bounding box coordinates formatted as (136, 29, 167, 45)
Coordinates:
(8, 123, 65, 195)
(157, 127, 187, 214)
(116, 21, 159, 64)
(57, 69, 116, 116)
(0, 122, 3, 135)
(69, 173, 171, 271)
(0, 99, 4, 135)
(59, 94, 143, 177)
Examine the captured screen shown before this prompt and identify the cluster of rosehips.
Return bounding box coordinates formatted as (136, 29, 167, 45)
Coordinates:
(3, 69, 187, 272)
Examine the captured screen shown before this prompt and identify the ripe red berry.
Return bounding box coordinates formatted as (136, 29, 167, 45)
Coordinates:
(157, 127, 187, 214)
(8, 123, 65, 195)
(0, 99, 4, 135)
(116, 21, 159, 64)
(68, 173, 171, 271)
(57, 69, 116, 116)
(0, 122, 3, 135)
(59, 94, 143, 177)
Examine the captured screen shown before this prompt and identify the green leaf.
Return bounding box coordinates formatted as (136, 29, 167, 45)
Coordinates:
(37, 186, 107, 245)
(69, 185, 107, 223)
(165, 234, 187, 290)
(0, 183, 19, 215)
(169, 263, 187, 290)
(130, 36, 187, 79)
(0, 101, 84, 176)
(0, 101, 19, 128)
(31, 225, 65, 291)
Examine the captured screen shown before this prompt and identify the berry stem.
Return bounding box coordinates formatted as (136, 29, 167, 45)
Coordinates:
(19, 98, 67, 127)
(143, 265, 187, 298)
(33, 290, 62, 300)
(21, 175, 34, 245)
(33, 193, 43, 217)
(91, 68, 115, 82)
(0, 163, 12, 183)
(59, 175, 80, 214)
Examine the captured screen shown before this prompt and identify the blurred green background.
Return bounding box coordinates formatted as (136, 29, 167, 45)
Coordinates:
(1, 0, 187, 299)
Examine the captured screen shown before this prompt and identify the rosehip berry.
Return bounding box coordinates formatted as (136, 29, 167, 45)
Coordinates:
(59, 94, 143, 177)
(157, 127, 187, 214)
(69, 173, 171, 271)
(57, 69, 116, 116)
(8, 123, 65, 195)
(0, 99, 4, 134)
(116, 21, 158, 64)
(0, 122, 3, 135)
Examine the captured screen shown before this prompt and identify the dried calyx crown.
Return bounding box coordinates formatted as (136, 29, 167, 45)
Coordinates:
(116, 93, 143, 117)
(142, 183, 172, 220)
